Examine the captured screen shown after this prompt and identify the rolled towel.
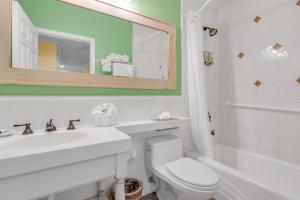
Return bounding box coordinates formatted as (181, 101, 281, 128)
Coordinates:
(101, 59, 112, 72)
(122, 55, 129, 62)
(100, 58, 108, 66)
(114, 54, 123, 62)
(100, 53, 130, 73)
(102, 64, 112, 72)
(110, 53, 130, 63)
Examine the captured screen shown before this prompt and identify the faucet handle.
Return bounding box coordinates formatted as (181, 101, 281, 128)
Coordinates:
(46, 119, 57, 132)
(13, 123, 33, 135)
(67, 119, 80, 130)
(0, 130, 9, 134)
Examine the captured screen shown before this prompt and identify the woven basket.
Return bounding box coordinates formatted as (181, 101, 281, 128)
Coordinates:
(112, 178, 143, 200)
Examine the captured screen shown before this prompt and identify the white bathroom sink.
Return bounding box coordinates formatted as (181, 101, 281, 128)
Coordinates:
(2, 132, 87, 150)
(0, 126, 131, 200)
(0, 126, 131, 179)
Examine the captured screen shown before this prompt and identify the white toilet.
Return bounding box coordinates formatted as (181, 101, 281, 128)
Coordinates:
(145, 135, 219, 200)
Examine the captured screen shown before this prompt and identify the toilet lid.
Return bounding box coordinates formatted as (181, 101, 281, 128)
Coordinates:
(166, 158, 218, 187)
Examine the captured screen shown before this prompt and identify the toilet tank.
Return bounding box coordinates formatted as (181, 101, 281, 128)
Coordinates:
(145, 135, 183, 172)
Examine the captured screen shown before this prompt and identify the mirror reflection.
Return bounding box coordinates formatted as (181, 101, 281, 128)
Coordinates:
(38, 30, 94, 74)
(12, 0, 169, 80)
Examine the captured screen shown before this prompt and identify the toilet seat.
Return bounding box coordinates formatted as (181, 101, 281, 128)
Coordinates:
(166, 158, 218, 191)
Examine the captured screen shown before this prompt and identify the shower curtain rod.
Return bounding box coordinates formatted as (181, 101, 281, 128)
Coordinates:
(195, 0, 212, 17)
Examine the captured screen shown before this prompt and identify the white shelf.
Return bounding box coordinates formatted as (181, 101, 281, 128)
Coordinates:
(227, 102, 300, 114)
(115, 117, 190, 135)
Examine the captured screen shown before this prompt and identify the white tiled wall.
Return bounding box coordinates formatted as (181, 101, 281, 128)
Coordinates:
(213, 0, 300, 165)
(0, 1, 196, 199)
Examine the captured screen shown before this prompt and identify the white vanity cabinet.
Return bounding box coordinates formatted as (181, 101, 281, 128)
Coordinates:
(0, 127, 131, 200)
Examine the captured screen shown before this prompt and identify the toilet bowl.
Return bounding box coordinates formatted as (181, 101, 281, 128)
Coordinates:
(145, 135, 219, 200)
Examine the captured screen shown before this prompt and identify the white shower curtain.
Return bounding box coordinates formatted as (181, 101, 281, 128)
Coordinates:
(186, 11, 213, 158)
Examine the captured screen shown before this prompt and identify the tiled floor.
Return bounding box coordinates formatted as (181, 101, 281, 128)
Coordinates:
(142, 192, 159, 200)
(141, 194, 216, 200)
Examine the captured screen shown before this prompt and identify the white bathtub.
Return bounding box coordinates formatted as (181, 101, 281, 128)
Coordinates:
(195, 144, 300, 200)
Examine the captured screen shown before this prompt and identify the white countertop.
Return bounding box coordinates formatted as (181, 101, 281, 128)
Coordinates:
(0, 117, 189, 180)
(115, 117, 190, 135)
(0, 126, 131, 180)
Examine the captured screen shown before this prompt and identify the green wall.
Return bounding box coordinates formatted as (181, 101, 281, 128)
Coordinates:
(0, 0, 181, 95)
(18, 0, 133, 75)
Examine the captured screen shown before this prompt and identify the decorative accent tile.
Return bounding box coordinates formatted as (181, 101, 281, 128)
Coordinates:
(238, 52, 245, 58)
(297, 0, 300, 6)
(255, 80, 262, 87)
(254, 16, 262, 23)
(296, 77, 300, 84)
(273, 43, 282, 50)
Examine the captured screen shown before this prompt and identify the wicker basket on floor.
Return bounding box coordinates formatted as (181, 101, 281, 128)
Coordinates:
(112, 178, 143, 200)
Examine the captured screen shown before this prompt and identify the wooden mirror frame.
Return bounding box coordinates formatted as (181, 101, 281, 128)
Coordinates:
(0, 0, 176, 89)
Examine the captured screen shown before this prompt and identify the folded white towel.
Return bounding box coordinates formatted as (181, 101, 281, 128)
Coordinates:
(112, 63, 134, 77)
(111, 54, 129, 63)
(121, 55, 129, 62)
(100, 53, 130, 72)
(157, 111, 171, 120)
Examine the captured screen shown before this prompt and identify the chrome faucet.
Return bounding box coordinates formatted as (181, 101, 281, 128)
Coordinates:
(46, 119, 57, 132)
(13, 123, 33, 135)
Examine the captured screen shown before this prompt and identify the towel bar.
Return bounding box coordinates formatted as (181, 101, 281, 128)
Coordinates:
(155, 127, 178, 132)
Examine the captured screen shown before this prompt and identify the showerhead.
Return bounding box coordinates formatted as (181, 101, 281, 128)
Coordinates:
(203, 26, 218, 37)
(209, 28, 218, 36)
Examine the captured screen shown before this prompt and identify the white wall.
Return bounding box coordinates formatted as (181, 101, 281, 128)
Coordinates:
(184, 0, 300, 166)
(216, 0, 300, 165)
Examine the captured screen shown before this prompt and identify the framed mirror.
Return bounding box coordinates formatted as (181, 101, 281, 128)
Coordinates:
(0, 0, 176, 89)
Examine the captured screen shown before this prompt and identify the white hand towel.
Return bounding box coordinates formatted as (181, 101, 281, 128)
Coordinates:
(157, 111, 171, 120)
(112, 63, 134, 77)
(100, 53, 130, 73)
(122, 55, 129, 62)
(110, 53, 130, 63)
